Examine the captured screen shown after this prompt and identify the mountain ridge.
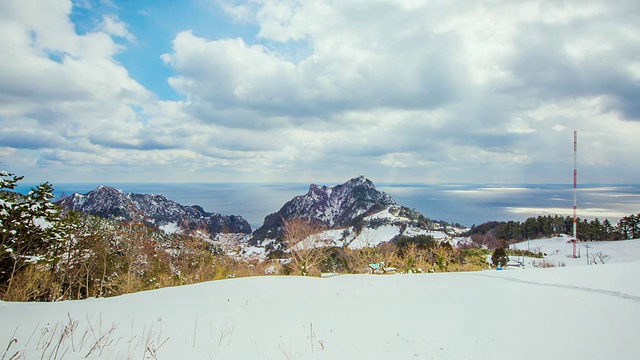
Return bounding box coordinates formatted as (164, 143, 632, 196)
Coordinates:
(56, 185, 251, 235)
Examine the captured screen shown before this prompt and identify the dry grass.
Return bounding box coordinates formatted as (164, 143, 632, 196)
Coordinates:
(2, 265, 62, 302)
(533, 259, 566, 268)
(0, 314, 170, 360)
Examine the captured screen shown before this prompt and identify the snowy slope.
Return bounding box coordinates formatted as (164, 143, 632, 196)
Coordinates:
(2, 246, 640, 359)
(511, 235, 640, 267)
(308, 207, 458, 250)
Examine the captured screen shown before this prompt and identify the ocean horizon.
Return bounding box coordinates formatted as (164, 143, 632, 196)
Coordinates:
(15, 182, 640, 230)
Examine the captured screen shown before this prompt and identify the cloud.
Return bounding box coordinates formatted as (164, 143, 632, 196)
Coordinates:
(0, 128, 67, 150)
(1, 0, 639, 184)
(0, 0, 154, 156)
(100, 14, 135, 42)
(163, 1, 469, 121)
(219, 0, 256, 23)
(162, 31, 301, 122)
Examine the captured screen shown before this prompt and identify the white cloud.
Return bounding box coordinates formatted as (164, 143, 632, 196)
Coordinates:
(100, 14, 135, 42)
(219, 0, 255, 23)
(0, 0, 157, 175)
(162, 31, 300, 120)
(507, 118, 536, 135)
(1, 0, 640, 184)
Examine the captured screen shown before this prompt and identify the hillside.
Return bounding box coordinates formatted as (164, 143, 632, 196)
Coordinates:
(510, 235, 640, 267)
(56, 185, 251, 235)
(250, 176, 462, 251)
(1, 240, 639, 359)
(313, 206, 465, 249)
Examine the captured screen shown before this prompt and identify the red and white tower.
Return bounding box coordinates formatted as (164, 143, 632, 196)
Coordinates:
(572, 131, 578, 258)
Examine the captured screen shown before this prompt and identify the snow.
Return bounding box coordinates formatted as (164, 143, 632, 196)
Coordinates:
(365, 208, 398, 221)
(2, 240, 640, 359)
(33, 215, 52, 230)
(402, 227, 447, 239)
(159, 222, 179, 234)
(314, 225, 405, 249)
(298, 208, 457, 251)
(349, 225, 402, 249)
(511, 235, 640, 267)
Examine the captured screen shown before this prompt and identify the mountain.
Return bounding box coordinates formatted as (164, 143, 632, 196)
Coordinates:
(252, 176, 397, 243)
(56, 185, 251, 235)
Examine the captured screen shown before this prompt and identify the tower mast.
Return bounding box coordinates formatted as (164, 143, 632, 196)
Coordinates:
(572, 131, 578, 258)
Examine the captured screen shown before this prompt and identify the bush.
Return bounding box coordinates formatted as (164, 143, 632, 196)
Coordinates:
(507, 248, 543, 258)
(393, 235, 436, 252)
(3, 264, 62, 302)
(366, 217, 389, 228)
(460, 248, 491, 268)
(491, 247, 508, 267)
(321, 247, 350, 273)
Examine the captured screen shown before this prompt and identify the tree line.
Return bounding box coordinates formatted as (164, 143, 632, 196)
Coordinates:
(466, 213, 640, 246)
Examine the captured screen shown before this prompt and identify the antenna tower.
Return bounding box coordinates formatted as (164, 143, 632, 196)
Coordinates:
(572, 131, 578, 258)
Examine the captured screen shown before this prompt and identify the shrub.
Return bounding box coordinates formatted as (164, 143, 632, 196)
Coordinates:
(507, 248, 543, 258)
(366, 217, 389, 228)
(535, 259, 556, 268)
(393, 235, 436, 252)
(460, 248, 491, 268)
(491, 247, 508, 267)
(3, 264, 62, 302)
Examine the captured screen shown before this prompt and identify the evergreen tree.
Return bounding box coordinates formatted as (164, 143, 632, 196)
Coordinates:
(1, 170, 74, 296)
(491, 247, 508, 267)
(603, 219, 616, 240)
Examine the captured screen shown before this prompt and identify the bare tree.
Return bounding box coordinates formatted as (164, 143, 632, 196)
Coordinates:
(483, 231, 498, 249)
(283, 218, 330, 276)
(470, 233, 485, 248)
(589, 251, 611, 265)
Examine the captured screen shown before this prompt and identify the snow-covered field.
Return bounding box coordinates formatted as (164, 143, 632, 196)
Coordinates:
(2, 239, 640, 359)
(511, 235, 640, 267)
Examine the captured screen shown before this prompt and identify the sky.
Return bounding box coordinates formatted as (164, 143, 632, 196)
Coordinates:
(1, 0, 639, 185)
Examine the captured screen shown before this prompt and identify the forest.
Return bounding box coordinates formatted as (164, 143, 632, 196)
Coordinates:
(466, 213, 640, 248)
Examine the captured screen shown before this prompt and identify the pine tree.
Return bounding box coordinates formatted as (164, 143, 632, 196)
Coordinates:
(491, 247, 508, 268)
(1, 169, 75, 297)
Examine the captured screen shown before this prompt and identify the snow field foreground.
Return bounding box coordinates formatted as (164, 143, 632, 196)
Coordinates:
(2, 260, 640, 360)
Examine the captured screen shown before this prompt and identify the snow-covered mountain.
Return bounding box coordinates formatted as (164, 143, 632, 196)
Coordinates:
(249, 176, 466, 251)
(56, 185, 251, 235)
(252, 176, 398, 242)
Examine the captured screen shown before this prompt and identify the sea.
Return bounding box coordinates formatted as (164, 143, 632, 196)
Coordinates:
(14, 182, 640, 230)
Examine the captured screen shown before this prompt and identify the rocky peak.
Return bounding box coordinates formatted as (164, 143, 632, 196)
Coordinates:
(58, 185, 131, 219)
(252, 176, 397, 243)
(95, 185, 123, 193)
